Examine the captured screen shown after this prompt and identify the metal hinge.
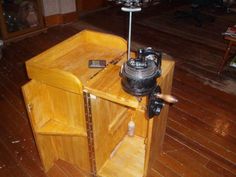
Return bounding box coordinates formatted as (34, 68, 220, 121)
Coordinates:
(83, 92, 97, 176)
(27, 103, 33, 113)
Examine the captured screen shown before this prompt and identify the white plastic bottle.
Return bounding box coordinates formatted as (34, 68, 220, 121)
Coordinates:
(128, 120, 135, 137)
(0, 40, 3, 59)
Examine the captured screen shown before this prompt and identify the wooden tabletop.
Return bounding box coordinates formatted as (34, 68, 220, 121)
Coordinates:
(84, 58, 175, 109)
(25, 30, 127, 94)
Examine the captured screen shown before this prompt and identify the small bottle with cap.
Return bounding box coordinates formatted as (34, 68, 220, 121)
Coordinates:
(128, 119, 135, 137)
(0, 40, 3, 59)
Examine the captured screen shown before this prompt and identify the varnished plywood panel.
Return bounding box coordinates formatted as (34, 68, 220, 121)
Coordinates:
(22, 80, 90, 172)
(85, 58, 175, 109)
(45, 84, 86, 131)
(36, 135, 90, 173)
(98, 135, 145, 177)
(133, 109, 148, 138)
(84, 65, 141, 109)
(50, 135, 90, 172)
(36, 135, 58, 171)
(145, 59, 175, 176)
(22, 80, 52, 129)
(22, 80, 87, 136)
(26, 30, 127, 93)
(90, 97, 132, 170)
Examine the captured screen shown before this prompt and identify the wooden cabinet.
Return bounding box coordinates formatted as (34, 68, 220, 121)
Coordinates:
(0, 0, 45, 42)
(22, 30, 175, 177)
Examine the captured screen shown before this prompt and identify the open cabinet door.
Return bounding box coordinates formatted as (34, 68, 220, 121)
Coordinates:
(22, 80, 91, 174)
(145, 60, 175, 177)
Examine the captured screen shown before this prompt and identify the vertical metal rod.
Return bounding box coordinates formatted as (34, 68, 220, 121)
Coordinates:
(128, 11, 132, 60)
(121, 6, 141, 60)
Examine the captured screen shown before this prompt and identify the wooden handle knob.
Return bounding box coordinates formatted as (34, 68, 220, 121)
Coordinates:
(156, 94, 178, 104)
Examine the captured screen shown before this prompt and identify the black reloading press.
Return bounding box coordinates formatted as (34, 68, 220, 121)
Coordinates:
(110, 0, 177, 118)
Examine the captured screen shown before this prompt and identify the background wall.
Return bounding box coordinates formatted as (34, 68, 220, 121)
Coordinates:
(59, 0, 77, 14)
(42, 0, 60, 16)
(42, 0, 77, 26)
(42, 0, 76, 16)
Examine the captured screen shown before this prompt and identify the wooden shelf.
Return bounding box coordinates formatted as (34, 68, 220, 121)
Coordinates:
(98, 135, 145, 177)
(36, 119, 87, 137)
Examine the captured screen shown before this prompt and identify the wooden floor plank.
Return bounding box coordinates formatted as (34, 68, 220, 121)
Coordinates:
(148, 169, 165, 177)
(55, 160, 90, 177)
(47, 164, 67, 177)
(166, 125, 236, 175)
(173, 78, 236, 122)
(165, 132, 236, 177)
(80, 5, 236, 78)
(205, 160, 236, 177)
(0, 75, 28, 120)
(167, 118, 236, 165)
(153, 159, 182, 177)
(172, 96, 236, 139)
(163, 135, 223, 177)
(160, 135, 214, 177)
(173, 67, 236, 106)
(0, 139, 29, 177)
(0, 95, 46, 177)
(169, 107, 236, 153)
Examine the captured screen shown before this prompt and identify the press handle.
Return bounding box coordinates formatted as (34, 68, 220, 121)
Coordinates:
(155, 93, 178, 104)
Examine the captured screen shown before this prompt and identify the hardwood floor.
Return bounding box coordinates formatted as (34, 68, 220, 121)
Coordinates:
(79, 3, 236, 95)
(0, 27, 79, 177)
(0, 2, 235, 177)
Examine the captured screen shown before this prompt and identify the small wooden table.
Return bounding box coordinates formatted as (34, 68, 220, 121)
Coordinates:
(218, 36, 236, 74)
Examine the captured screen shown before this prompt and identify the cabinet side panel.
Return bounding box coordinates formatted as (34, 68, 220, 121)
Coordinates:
(145, 60, 175, 176)
(153, 61, 175, 154)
